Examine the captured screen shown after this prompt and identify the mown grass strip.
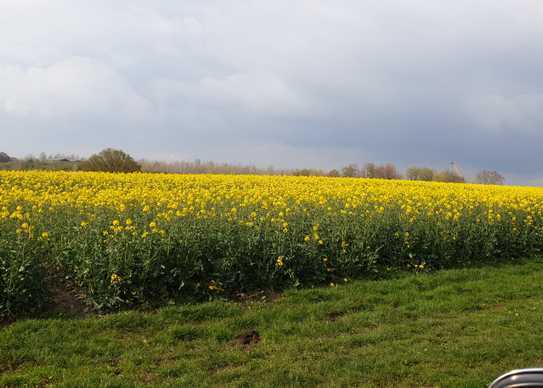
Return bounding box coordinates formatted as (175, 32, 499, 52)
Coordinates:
(2, 258, 543, 387)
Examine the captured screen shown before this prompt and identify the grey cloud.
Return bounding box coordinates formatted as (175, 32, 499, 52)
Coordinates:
(2, 0, 543, 182)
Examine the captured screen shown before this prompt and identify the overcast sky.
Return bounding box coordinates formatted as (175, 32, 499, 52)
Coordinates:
(1, 1, 543, 183)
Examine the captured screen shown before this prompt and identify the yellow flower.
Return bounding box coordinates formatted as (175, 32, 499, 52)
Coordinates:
(41, 231, 49, 240)
(208, 280, 223, 292)
(110, 273, 122, 285)
(276, 255, 285, 268)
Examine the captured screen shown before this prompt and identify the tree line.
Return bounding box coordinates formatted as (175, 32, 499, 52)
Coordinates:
(287, 163, 503, 185)
(0, 149, 505, 185)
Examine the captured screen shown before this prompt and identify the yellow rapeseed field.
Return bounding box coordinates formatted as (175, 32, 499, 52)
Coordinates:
(1, 170, 542, 314)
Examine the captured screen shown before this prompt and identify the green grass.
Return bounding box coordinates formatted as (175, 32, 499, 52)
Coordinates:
(2, 259, 543, 387)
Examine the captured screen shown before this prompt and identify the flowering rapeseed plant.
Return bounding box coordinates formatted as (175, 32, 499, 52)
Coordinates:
(2, 170, 543, 313)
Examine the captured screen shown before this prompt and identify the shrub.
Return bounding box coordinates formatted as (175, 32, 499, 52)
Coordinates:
(79, 149, 141, 173)
(434, 170, 465, 183)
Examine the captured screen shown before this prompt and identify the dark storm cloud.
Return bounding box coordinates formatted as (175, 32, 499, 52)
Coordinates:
(1, 0, 543, 182)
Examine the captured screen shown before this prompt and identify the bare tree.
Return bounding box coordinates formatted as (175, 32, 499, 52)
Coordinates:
(380, 163, 401, 179)
(360, 162, 401, 179)
(360, 163, 377, 178)
(476, 170, 505, 185)
(341, 164, 359, 177)
(327, 169, 340, 177)
(406, 166, 435, 181)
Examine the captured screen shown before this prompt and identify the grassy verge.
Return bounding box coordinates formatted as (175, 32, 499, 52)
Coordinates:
(2, 259, 543, 387)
